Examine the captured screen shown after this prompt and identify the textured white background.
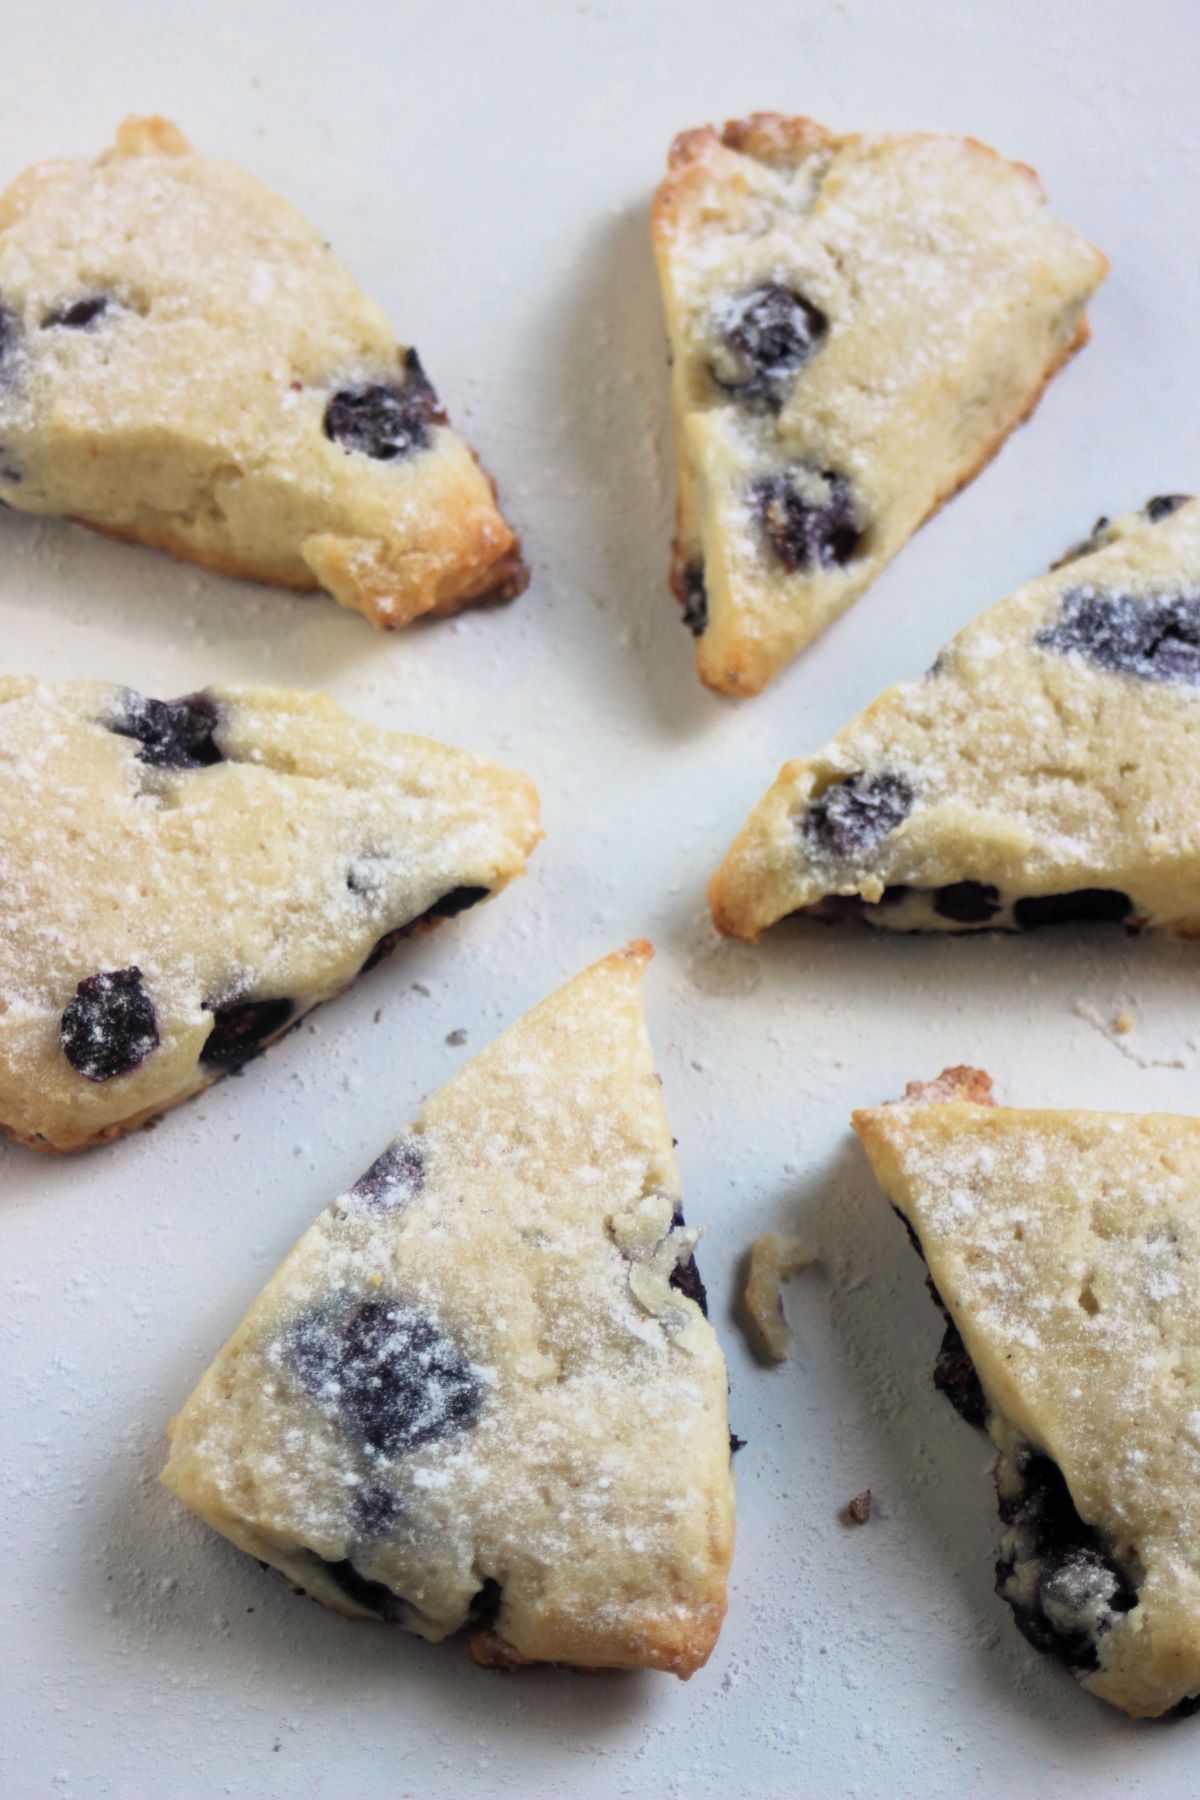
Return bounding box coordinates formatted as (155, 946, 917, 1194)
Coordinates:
(1, 0, 1198, 1794)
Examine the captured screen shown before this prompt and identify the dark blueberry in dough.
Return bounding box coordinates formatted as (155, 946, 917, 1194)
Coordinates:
(200, 996, 294, 1067)
(729, 1431, 747, 1454)
(681, 560, 708, 636)
(351, 1482, 402, 1538)
(324, 351, 446, 461)
(43, 294, 110, 330)
(0, 302, 17, 366)
(349, 1136, 425, 1212)
(1013, 890, 1132, 930)
(799, 887, 910, 925)
(1036, 590, 1200, 684)
(360, 887, 492, 974)
(803, 773, 914, 861)
(1163, 1694, 1200, 1721)
(60, 967, 159, 1082)
(105, 688, 223, 770)
(424, 885, 489, 920)
(1145, 494, 1190, 522)
(668, 1205, 708, 1317)
(713, 281, 827, 407)
(921, 1269, 989, 1427)
(995, 1451, 1137, 1674)
(933, 1316, 988, 1427)
(286, 1296, 481, 1457)
(468, 1577, 503, 1627)
(1050, 516, 1113, 571)
(933, 881, 1001, 924)
(311, 1553, 407, 1620)
(750, 468, 861, 573)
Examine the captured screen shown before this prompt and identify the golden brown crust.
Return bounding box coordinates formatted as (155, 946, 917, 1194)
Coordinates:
(80, 498, 528, 622)
(78, 517, 321, 593)
(468, 1602, 724, 1677)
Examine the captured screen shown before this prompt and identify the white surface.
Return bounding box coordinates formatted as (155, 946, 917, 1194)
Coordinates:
(1, 0, 1198, 1794)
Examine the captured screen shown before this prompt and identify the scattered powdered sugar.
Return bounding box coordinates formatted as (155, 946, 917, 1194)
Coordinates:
(162, 950, 732, 1668)
(0, 677, 538, 1145)
(865, 1093, 1200, 1605)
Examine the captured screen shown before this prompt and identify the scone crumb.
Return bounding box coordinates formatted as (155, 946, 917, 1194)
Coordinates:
(1113, 1009, 1136, 1035)
(897, 1066, 995, 1108)
(743, 1233, 817, 1361)
(846, 1490, 872, 1525)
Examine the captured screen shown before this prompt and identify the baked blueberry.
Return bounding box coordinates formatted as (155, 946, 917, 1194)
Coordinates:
(105, 688, 223, 770)
(200, 996, 294, 1067)
(351, 1482, 402, 1538)
(349, 1137, 425, 1212)
(43, 294, 110, 330)
(996, 1451, 1137, 1673)
(285, 1296, 482, 1457)
(680, 560, 708, 636)
(751, 468, 861, 573)
(1013, 890, 1132, 930)
(324, 352, 446, 462)
(803, 773, 914, 860)
(1146, 494, 1190, 523)
(668, 1205, 708, 1316)
(933, 881, 1001, 925)
(0, 302, 17, 365)
(1036, 590, 1200, 685)
(712, 281, 827, 407)
(932, 1314, 988, 1427)
(360, 887, 491, 974)
(311, 1553, 407, 1620)
(60, 967, 159, 1082)
(468, 1577, 503, 1626)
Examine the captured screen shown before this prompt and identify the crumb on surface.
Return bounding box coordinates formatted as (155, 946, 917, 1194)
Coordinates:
(1113, 1009, 1135, 1035)
(742, 1232, 817, 1362)
(846, 1490, 871, 1525)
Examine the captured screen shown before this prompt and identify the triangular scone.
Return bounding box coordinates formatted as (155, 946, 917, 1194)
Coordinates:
(0, 679, 540, 1151)
(711, 495, 1200, 938)
(0, 117, 525, 626)
(854, 1068, 1200, 1718)
(162, 944, 735, 1676)
(652, 114, 1107, 695)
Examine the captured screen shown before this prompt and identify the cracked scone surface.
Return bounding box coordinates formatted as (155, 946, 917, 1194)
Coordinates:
(854, 1068, 1200, 1718)
(711, 496, 1200, 938)
(162, 944, 735, 1676)
(0, 678, 540, 1151)
(652, 114, 1106, 695)
(0, 116, 525, 625)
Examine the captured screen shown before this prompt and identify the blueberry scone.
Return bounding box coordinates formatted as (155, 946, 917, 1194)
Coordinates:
(854, 1067, 1200, 1718)
(652, 114, 1107, 695)
(162, 944, 735, 1676)
(710, 495, 1200, 938)
(0, 679, 540, 1152)
(0, 117, 525, 625)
